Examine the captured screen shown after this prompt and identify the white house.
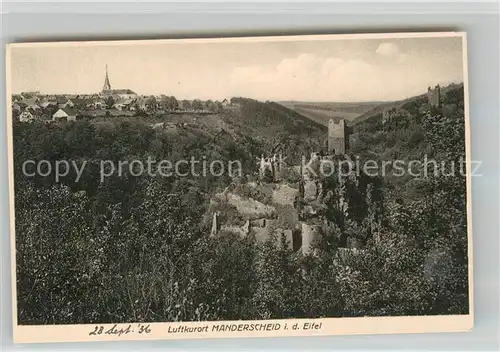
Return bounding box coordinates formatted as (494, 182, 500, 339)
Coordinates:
(53, 108, 77, 122)
(19, 111, 35, 123)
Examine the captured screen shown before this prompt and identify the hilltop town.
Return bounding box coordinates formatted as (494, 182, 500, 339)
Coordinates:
(11, 66, 234, 124)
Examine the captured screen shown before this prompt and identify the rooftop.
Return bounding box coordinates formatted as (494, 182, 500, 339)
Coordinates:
(101, 89, 137, 95)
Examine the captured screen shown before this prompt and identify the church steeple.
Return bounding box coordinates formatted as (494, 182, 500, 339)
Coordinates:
(102, 64, 111, 91)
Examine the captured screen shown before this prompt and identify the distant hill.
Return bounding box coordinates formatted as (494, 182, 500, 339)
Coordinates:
(228, 98, 326, 138)
(279, 101, 381, 126)
(215, 97, 328, 163)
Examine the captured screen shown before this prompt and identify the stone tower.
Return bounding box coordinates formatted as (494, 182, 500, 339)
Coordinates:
(210, 212, 220, 236)
(427, 85, 441, 108)
(328, 118, 348, 155)
(102, 64, 112, 91)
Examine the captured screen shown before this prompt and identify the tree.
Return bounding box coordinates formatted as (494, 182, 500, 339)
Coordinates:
(192, 99, 204, 111)
(182, 100, 190, 111)
(252, 233, 302, 319)
(43, 104, 59, 119)
(145, 96, 157, 111)
(335, 228, 430, 317)
(204, 100, 214, 111)
(204, 100, 221, 113)
(104, 96, 115, 110)
(160, 95, 169, 110)
(215, 101, 223, 113)
(169, 96, 179, 111)
(297, 250, 343, 318)
(12, 108, 20, 120)
(196, 232, 257, 320)
(15, 183, 103, 324)
(160, 96, 179, 111)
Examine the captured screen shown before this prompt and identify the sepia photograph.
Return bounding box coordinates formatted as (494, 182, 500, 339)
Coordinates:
(7, 32, 473, 343)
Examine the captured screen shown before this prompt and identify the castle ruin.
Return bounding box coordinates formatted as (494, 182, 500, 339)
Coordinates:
(427, 85, 441, 108)
(210, 117, 360, 256)
(328, 119, 348, 155)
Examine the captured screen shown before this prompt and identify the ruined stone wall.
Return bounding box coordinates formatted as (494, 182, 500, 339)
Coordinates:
(258, 154, 285, 182)
(301, 223, 322, 255)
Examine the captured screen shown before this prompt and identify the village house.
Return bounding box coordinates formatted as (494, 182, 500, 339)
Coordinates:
(102, 88, 138, 101)
(26, 103, 41, 114)
(23, 97, 38, 105)
(39, 101, 57, 109)
(22, 97, 41, 113)
(114, 98, 136, 111)
(70, 97, 88, 109)
(87, 101, 106, 110)
(132, 97, 149, 111)
(53, 95, 66, 103)
(16, 101, 28, 111)
(53, 108, 78, 122)
(58, 99, 75, 109)
(20, 93, 39, 102)
(19, 111, 35, 123)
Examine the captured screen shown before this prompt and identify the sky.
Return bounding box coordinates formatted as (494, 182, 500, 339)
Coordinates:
(9, 34, 465, 102)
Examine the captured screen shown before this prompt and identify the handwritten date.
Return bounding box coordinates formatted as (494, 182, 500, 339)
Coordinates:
(89, 323, 151, 337)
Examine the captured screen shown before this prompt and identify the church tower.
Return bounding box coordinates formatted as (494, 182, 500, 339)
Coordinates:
(102, 64, 112, 91)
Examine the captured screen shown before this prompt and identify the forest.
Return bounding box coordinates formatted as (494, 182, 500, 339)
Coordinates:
(13, 88, 469, 325)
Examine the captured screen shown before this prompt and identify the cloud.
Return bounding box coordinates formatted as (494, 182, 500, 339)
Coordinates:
(229, 53, 427, 102)
(376, 42, 409, 64)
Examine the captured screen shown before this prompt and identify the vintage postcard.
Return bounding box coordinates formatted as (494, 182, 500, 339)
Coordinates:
(6, 32, 473, 344)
